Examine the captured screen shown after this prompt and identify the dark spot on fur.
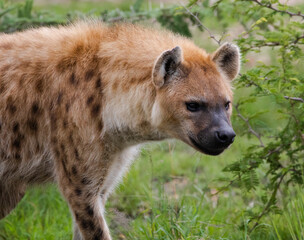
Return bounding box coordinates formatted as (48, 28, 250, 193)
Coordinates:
(97, 121, 103, 131)
(0, 85, 6, 94)
(112, 81, 119, 91)
(60, 144, 65, 153)
(63, 119, 68, 128)
(12, 122, 19, 133)
(18, 74, 26, 87)
(71, 165, 77, 176)
(85, 205, 94, 217)
(81, 220, 89, 229)
(54, 148, 60, 158)
(28, 175, 37, 183)
(75, 212, 80, 221)
(31, 103, 39, 114)
(95, 77, 102, 89)
(73, 44, 84, 55)
(85, 70, 95, 81)
(65, 103, 70, 112)
(69, 134, 73, 144)
(86, 192, 93, 198)
(74, 148, 80, 160)
(7, 98, 17, 115)
(31, 102, 42, 115)
(91, 104, 101, 117)
(56, 57, 76, 73)
(80, 219, 95, 231)
(81, 177, 91, 185)
(75, 188, 82, 196)
(87, 220, 95, 231)
(51, 137, 58, 144)
(15, 153, 21, 160)
(36, 143, 41, 153)
(12, 139, 21, 149)
(93, 228, 103, 240)
(70, 72, 78, 85)
(87, 95, 94, 106)
(50, 113, 57, 131)
(35, 79, 44, 93)
(27, 119, 38, 132)
(9, 105, 17, 114)
(57, 92, 63, 105)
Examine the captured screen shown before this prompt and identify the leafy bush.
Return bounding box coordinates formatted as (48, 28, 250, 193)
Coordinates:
(173, 0, 304, 232)
(0, 0, 64, 32)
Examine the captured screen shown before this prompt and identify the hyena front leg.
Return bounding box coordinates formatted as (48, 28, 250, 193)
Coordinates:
(71, 197, 111, 240)
(55, 162, 111, 240)
(70, 196, 111, 240)
(53, 141, 112, 240)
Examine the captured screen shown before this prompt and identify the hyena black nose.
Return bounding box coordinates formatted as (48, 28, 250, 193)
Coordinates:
(215, 128, 236, 145)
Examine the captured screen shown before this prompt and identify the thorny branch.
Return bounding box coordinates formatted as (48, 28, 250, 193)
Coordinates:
(248, 0, 304, 19)
(293, 35, 304, 44)
(256, 36, 304, 47)
(181, 3, 222, 45)
(284, 96, 304, 103)
(241, 35, 304, 52)
(234, 104, 265, 147)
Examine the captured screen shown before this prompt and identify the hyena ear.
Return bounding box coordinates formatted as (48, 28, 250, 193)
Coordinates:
(152, 46, 182, 88)
(212, 43, 240, 81)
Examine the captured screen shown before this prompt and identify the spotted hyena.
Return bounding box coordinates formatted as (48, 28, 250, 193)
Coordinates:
(0, 22, 240, 240)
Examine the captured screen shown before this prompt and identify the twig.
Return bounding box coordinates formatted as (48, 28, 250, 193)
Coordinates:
(180, 3, 221, 46)
(265, 146, 281, 158)
(293, 35, 304, 44)
(234, 104, 265, 147)
(211, 178, 238, 196)
(242, 35, 304, 52)
(248, 0, 304, 19)
(249, 171, 287, 233)
(284, 96, 304, 103)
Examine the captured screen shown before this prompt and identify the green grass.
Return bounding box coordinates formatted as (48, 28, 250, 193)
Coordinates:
(0, 139, 303, 239)
(271, 187, 304, 240)
(0, 185, 72, 240)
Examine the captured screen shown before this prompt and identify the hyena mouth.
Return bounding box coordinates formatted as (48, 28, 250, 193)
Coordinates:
(189, 136, 225, 156)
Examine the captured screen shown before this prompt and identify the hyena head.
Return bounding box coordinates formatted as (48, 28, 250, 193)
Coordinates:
(151, 43, 240, 155)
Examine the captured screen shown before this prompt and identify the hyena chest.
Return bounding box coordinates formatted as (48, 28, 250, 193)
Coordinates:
(100, 145, 140, 196)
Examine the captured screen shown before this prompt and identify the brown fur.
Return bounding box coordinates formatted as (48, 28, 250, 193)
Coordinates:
(0, 21, 239, 240)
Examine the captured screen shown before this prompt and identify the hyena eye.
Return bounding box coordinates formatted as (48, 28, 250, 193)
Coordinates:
(186, 102, 200, 112)
(225, 101, 231, 111)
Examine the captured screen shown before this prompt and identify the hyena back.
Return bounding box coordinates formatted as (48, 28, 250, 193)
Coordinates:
(0, 22, 240, 240)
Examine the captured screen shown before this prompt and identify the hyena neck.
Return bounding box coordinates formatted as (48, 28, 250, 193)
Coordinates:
(102, 80, 168, 147)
